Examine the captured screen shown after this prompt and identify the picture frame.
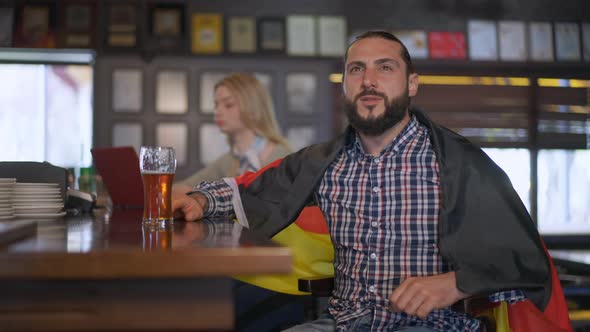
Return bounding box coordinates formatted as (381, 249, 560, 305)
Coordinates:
(0, 7, 14, 47)
(427, 31, 466, 59)
(104, 1, 140, 50)
(146, 3, 185, 52)
(152, 6, 182, 37)
(191, 13, 223, 54)
(286, 15, 316, 56)
(555, 22, 581, 61)
(257, 17, 285, 53)
(144, 1, 188, 53)
(394, 30, 428, 59)
(318, 16, 347, 57)
(529, 22, 554, 62)
(13, 2, 56, 48)
(468, 20, 498, 61)
(58, 1, 96, 48)
(498, 21, 526, 61)
(227, 16, 256, 53)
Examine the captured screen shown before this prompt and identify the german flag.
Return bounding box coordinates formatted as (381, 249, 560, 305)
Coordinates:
(232, 158, 334, 295)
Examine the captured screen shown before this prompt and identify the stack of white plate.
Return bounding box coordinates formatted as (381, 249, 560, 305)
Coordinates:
(13, 182, 66, 220)
(0, 178, 16, 220)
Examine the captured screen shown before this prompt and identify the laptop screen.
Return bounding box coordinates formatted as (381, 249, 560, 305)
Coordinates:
(91, 146, 143, 208)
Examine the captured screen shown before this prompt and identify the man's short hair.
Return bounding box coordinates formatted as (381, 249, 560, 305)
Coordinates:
(345, 30, 415, 74)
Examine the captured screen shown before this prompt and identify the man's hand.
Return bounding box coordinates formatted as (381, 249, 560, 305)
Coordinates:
(388, 271, 469, 319)
(172, 191, 207, 221)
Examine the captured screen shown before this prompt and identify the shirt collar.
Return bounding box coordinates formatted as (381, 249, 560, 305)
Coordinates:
(232, 135, 267, 173)
(344, 114, 419, 161)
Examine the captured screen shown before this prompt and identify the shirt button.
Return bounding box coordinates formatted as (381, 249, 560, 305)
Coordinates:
(372, 187, 380, 193)
(373, 157, 380, 164)
(368, 285, 376, 293)
(370, 252, 377, 259)
(371, 221, 378, 227)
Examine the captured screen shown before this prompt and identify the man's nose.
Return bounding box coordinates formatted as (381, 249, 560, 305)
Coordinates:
(362, 69, 377, 88)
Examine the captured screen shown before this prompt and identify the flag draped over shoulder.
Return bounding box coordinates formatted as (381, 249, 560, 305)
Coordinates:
(232, 159, 334, 295)
(503, 240, 572, 332)
(229, 159, 573, 330)
(235, 206, 334, 295)
(473, 240, 572, 332)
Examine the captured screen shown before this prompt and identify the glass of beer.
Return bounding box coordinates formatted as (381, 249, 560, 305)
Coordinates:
(139, 146, 176, 227)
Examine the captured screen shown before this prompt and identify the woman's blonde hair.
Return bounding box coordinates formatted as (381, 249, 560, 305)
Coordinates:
(215, 73, 290, 148)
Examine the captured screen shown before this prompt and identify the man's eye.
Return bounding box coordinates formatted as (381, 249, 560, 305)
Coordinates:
(349, 67, 361, 73)
(381, 65, 393, 71)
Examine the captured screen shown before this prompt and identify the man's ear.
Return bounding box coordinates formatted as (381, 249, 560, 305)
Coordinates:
(408, 73, 419, 97)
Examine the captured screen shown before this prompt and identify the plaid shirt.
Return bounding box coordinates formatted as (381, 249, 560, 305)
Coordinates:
(195, 115, 525, 331)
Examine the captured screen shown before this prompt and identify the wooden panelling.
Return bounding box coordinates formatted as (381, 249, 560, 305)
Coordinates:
(538, 87, 588, 106)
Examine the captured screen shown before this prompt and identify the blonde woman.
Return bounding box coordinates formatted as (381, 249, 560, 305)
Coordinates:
(174, 73, 291, 194)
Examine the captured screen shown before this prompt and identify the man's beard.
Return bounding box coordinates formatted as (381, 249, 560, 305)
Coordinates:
(343, 87, 410, 136)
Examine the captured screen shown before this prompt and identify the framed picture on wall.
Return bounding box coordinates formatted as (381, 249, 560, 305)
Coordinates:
(555, 22, 581, 61)
(318, 16, 347, 57)
(286, 15, 316, 56)
(0, 7, 14, 47)
(155, 70, 188, 114)
(394, 30, 428, 59)
(286, 73, 317, 114)
(199, 72, 228, 113)
(191, 13, 223, 54)
(58, 1, 95, 48)
(112, 69, 142, 112)
(152, 5, 182, 37)
(427, 31, 466, 59)
(13, 3, 56, 48)
(529, 22, 554, 62)
(146, 3, 185, 52)
(227, 16, 256, 53)
(105, 1, 139, 50)
(257, 17, 285, 53)
(468, 20, 498, 61)
(112, 122, 143, 153)
(498, 21, 526, 61)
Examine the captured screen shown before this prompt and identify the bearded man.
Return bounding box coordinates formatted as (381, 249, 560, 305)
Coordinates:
(173, 31, 569, 332)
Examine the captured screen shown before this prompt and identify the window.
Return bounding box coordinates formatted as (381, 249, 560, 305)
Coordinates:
(483, 148, 531, 213)
(538, 149, 590, 234)
(0, 63, 93, 168)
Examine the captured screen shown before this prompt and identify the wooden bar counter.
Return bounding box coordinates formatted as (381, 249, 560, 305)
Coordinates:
(0, 210, 292, 331)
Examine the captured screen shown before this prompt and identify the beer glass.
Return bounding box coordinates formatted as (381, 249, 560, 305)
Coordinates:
(139, 146, 176, 227)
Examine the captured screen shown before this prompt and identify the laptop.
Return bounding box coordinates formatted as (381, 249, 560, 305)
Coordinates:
(91, 146, 144, 209)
